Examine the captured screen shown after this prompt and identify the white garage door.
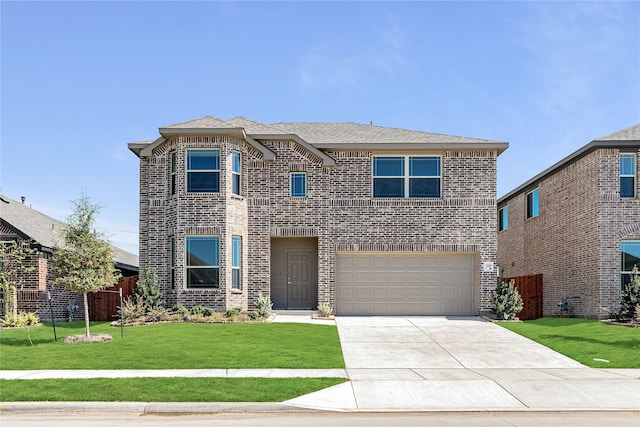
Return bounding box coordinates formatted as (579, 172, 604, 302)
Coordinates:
(336, 253, 476, 316)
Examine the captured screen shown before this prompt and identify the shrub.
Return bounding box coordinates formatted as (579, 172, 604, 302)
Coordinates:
(226, 307, 242, 319)
(145, 307, 172, 322)
(620, 266, 640, 322)
(317, 304, 334, 317)
(256, 292, 273, 318)
(133, 267, 165, 310)
(173, 302, 189, 319)
(248, 311, 260, 320)
(3, 311, 39, 327)
(191, 305, 214, 316)
(492, 278, 523, 320)
(119, 298, 147, 323)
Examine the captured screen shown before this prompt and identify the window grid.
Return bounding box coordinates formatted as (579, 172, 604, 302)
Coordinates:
(620, 153, 636, 198)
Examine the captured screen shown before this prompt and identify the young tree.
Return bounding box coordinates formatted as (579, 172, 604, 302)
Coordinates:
(50, 193, 120, 337)
(0, 240, 36, 317)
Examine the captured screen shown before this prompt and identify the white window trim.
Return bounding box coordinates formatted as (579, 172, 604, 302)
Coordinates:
(185, 235, 220, 289)
(372, 155, 442, 199)
(186, 148, 221, 194)
(231, 151, 241, 196)
(290, 172, 307, 198)
(620, 153, 636, 199)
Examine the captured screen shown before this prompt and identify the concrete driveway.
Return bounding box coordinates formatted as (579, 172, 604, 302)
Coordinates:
(286, 316, 640, 411)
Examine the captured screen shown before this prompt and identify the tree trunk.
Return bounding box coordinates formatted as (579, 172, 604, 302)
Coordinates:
(83, 292, 90, 337)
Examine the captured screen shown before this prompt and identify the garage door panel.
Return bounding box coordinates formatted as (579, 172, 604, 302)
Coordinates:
(336, 254, 475, 316)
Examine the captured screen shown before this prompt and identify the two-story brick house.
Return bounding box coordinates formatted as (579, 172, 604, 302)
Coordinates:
(497, 124, 640, 318)
(129, 116, 508, 315)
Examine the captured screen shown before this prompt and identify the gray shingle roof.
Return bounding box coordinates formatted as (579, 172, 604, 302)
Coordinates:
(595, 123, 640, 142)
(0, 195, 138, 271)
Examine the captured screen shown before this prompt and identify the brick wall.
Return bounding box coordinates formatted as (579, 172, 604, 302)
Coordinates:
(138, 134, 500, 313)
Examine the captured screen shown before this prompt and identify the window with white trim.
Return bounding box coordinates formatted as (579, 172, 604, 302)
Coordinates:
(232, 236, 241, 290)
(187, 149, 220, 193)
(231, 151, 241, 196)
(621, 241, 640, 289)
(186, 236, 219, 288)
(620, 153, 636, 198)
(498, 206, 508, 231)
(373, 156, 441, 198)
(526, 188, 539, 219)
(290, 173, 307, 198)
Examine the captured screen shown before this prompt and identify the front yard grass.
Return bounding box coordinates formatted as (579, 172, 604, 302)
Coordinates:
(0, 321, 344, 369)
(497, 317, 640, 368)
(0, 377, 345, 402)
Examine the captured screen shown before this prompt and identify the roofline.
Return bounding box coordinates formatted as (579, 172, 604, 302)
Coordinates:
(498, 140, 640, 205)
(115, 261, 139, 272)
(251, 134, 337, 167)
(313, 142, 509, 154)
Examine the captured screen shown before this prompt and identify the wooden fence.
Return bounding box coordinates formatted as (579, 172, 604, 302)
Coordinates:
(505, 274, 543, 321)
(88, 275, 138, 321)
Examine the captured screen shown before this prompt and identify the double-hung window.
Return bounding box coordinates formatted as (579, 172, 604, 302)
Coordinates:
(170, 152, 177, 196)
(232, 236, 241, 289)
(187, 149, 220, 193)
(186, 236, 220, 288)
(621, 241, 640, 289)
(620, 153, 636, 198)
(169, 236, 176, 289)
(290, 173, 307, 198)
(526, 188, 539, 219)
(373, 156, 441, 198)
(231, 151, 241, 196)
(498, 206, 508, 231)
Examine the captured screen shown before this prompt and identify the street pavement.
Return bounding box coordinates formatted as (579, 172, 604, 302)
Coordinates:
(1, 314, 639, 414)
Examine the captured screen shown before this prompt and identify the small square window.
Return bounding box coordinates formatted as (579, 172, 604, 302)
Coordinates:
(526, 188, 539, 219)
(290, 173, 307, 198)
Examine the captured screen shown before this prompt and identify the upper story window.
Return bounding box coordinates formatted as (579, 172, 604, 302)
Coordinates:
(290, 172, 307, 198)
(232, 236, 241, 290)
(186, 236, 220, 288)
(187, 149, 220, 193)
(526, 188, 539, 219)
(620, 153, 636, 198)
(498, 206, 508, 231)
(621, 241, 640, 289)
(373, 156, 441, 198)
(231, 151, 241, 196)
(170, 152, 176, 196)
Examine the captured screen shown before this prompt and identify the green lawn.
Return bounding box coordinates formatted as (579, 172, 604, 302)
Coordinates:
(0, 377, 345, 402)
(497, 317, 640, 368)
(0, 321, 344, 370)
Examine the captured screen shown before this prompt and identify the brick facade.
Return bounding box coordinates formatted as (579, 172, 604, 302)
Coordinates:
(498, 146, 640, 318)
(135, 119, 503, 315)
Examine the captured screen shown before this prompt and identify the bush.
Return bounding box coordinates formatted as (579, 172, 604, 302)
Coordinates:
(256, 292, 273, 318)
(191, 305, 214, 316)
(317, 304, 334, 317)
(226, 307, 242, 319)
(492, 278, 523, 320)
(620, 266, 640, 322)
(145, 307, 172, 322)
(133, 267, 164, 310)
(173, 302, 189, 319)
(247, 311, 260, 320)
(119, 297, 147, 323)
(3, 311, 39, 327)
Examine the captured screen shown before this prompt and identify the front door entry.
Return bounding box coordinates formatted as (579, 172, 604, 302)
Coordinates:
(286, 251, 315, 309)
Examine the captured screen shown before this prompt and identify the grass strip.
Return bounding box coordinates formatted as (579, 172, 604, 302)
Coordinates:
(0, 377, 346, 402)
(497, 317, 640, 368)
(0, 321, 344, 370)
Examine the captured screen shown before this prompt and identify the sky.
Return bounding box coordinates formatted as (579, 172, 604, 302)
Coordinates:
(1, 1, 639, 256)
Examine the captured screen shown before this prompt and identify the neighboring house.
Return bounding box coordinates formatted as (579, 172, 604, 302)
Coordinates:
(497, 124, 640, 318)
(0, 195, 139, 320)
(129, 116, 508, 316)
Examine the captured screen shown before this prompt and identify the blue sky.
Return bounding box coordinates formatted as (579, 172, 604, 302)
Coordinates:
(1, 1, 639, 255)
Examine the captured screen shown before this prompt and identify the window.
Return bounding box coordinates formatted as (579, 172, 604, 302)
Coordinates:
(170, 152, 176, 196)
(187, 149, 220, 193)
(373, 156, 440, 198)
(620, 153, 636, 198)
(169, 236, 175, 289)
(498, 206, 508, 231)
(621, 241, 640, 289)
(526, 188, 539, 219)
(232, 236, 241, 289)
(290, 173, 307, 198)
(231, 151, 241, 196)
(186, 236, 219, 288)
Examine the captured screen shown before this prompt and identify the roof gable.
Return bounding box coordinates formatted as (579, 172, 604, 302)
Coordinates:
(595, 123, 640, 142)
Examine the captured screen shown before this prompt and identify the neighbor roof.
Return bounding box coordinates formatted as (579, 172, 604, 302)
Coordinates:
(498, 123, 640, 205)
(0, 195, 138, 272)
(130, 116, 508, 158)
